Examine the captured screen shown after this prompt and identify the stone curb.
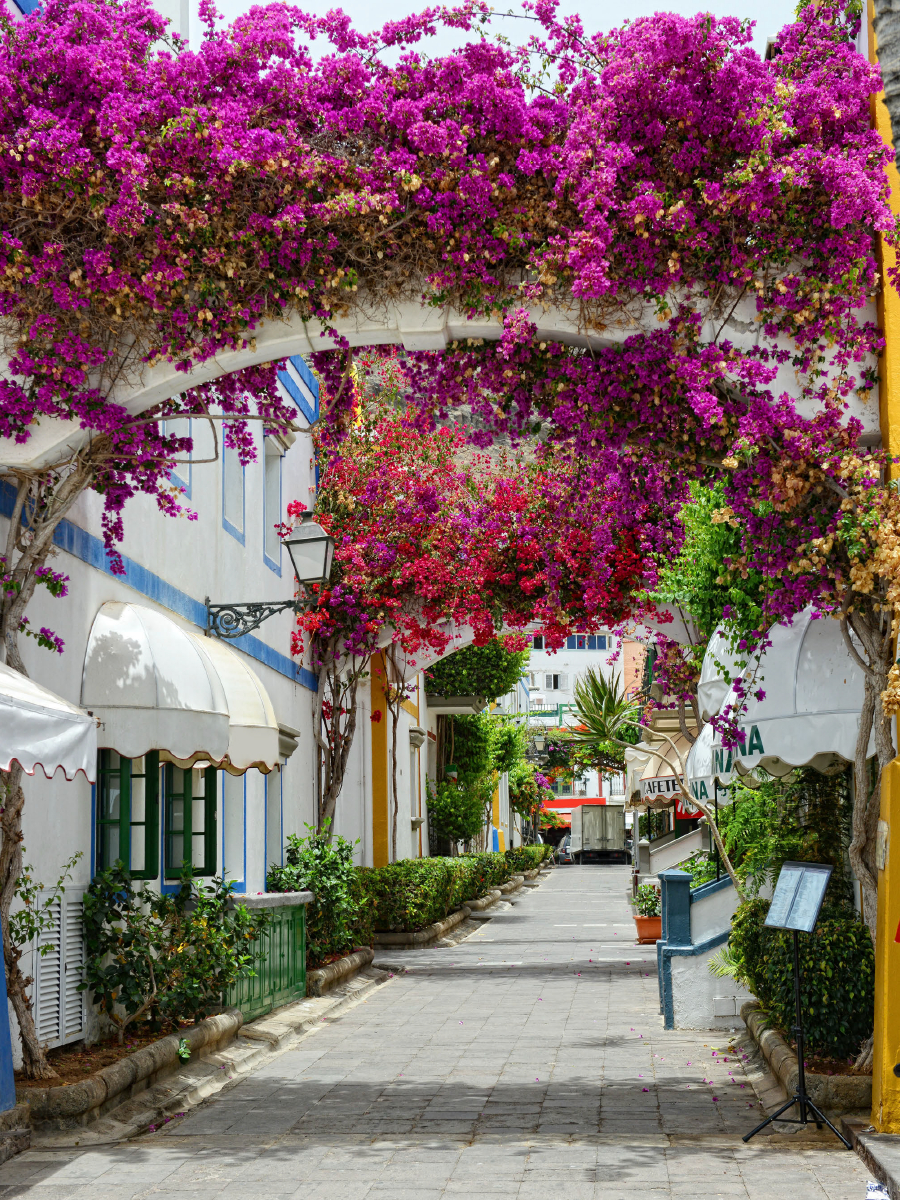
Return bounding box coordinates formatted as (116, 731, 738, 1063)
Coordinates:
(306, 946, 375, 996)
(462, 888, 502, 914)
(499, 876, 525, 895)
(18, 1008, 244, 1130)
(31, 966, 392, 1147)
(373, 906, 469, 946)
(741, 1000, 872, 1115)
(843, 1117, 900, 1198)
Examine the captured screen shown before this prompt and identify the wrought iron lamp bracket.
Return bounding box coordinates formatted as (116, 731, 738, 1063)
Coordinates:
(205, 597, 301, 640)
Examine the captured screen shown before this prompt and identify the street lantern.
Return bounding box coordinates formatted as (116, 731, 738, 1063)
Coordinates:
(283, 514, 334, 585)
(206, 515, 335, 639)
(533, 733, 546, 753)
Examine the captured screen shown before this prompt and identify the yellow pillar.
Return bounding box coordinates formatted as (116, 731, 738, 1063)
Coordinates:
(492, 783, 506, 852)
(370, 652, 390, 867)
(870, 0, 900, 1131)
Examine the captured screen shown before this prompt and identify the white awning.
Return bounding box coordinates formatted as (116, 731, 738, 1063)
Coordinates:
(186, 631, 280, 774)
(625, 734, 692, 809)
(0, 661, 97, 781)
(687, 607, 870, 798)
(82, 602, 281, 774)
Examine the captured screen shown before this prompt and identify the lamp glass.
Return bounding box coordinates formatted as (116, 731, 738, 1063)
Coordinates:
(284, 518, 334, 584)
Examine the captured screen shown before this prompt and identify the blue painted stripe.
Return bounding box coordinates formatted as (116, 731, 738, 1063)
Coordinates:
(12, 0, 41, 13)
(0, 482, 317, 692)
(278, 367, 316, 425)
(289, 356, 320, 415)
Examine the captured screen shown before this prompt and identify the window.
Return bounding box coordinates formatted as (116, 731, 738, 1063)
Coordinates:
(222, 773, 246, 890)
(163, 418, 191, 499)
(163, 763, 217, 879)
(544, 673, 568, 691)
(263, 441, 282, 572)
(565, 634, 608, 650)
(610, 774, 625, 796)
(96, 751, 159, 878)
(222, 442, 245, 543)
(532, 635, 544, 650)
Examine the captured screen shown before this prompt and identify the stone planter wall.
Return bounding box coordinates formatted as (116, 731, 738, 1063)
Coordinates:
(17, 1008, 244, 1131)
(741, 1001, 872, 1115)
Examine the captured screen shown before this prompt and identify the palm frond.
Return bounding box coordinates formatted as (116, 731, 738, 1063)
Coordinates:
(570, 667, 643, 746)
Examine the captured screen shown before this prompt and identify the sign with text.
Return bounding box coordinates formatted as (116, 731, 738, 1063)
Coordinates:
(764, 861, 832, 933)
(639, 775, 680, 801)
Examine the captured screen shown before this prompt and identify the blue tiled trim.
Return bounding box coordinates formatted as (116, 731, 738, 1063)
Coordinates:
(0, 481, 317, 692)
(691, 875, 734, 903)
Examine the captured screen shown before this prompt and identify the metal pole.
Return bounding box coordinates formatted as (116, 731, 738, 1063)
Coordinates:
(714, 779, 721, 881)
(793, 930, 807, 1123)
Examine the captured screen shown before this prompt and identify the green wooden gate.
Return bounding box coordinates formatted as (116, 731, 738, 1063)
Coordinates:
(226, 902, 306, 1021)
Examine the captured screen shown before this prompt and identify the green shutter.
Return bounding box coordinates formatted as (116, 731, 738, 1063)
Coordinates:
(164, 763, 217, 879)
(130, 753, 160, 881)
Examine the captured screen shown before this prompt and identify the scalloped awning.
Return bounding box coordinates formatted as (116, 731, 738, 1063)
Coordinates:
(687, 607, 871, 800)
(0, 661, 96, 781)
(82, 601, 281, 774)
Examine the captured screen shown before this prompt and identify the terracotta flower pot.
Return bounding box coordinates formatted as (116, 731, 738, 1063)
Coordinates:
(634, 915, 662, 944)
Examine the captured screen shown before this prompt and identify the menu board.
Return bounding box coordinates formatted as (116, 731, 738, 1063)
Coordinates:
(764, 861, 832, 933)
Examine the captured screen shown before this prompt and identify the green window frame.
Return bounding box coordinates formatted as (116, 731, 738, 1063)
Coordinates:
(95, 751, 160, 879)
(163, 763, 217, 879)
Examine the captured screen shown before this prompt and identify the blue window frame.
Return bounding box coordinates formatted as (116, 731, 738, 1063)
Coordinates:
(164, 418, 192, 499)
(222, 442, 245, 544)
(263, 444, 282, 574)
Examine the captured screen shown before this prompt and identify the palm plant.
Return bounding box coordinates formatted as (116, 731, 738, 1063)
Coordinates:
(569, 667, 745, 899)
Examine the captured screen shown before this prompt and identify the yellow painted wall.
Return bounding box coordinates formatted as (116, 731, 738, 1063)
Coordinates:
(370, 652, 390, 867)
(870, 0, 900, 1132)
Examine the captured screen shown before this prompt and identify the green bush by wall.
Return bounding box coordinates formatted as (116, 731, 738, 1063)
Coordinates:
(730, 898, 874, 1060)
(269, 840, 552, 958)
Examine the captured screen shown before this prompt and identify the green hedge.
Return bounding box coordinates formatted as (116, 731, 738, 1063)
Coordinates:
(270, 840, 553, 955)
(358, 852, 516, 932)
(505, 844, 553, 873)
(730, 898, 874, 1059)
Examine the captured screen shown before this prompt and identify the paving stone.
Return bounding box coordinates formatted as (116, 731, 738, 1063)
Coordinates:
(5, 867, 874, 1200)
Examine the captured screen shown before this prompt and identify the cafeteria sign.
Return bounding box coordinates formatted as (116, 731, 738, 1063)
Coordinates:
(639, 775, 681, 800)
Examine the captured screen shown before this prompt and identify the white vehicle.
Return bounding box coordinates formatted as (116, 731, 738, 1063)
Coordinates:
(570, 803, 629, 865)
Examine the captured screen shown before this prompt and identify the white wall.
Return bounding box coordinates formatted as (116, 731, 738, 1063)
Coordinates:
(0, 362, 379, 1057)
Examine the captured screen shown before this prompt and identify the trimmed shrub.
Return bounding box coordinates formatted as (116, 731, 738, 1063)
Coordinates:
(730, 898, 874, 1059)
(505, 844, 552, 873)
(357, 852, 512, 932)
(266, 824, 363, 968)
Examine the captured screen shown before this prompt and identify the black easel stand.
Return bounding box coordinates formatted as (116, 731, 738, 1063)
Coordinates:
(743, 931, 851, 1148)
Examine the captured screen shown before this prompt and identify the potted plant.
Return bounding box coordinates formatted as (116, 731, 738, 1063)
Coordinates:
(633, 883, 662, 944)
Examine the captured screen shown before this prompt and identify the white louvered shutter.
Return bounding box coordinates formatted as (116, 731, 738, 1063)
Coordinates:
(32, 896, 85, 1049)
(34, 899, 61, 1047)
(63, 899, 85, 1041)
(558, 673, 569, 689)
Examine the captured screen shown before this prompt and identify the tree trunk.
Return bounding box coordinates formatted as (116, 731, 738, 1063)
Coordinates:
(0, 764, 57, 1079)
(840, 607, 896, 1073)
(875, 0, 900, 170)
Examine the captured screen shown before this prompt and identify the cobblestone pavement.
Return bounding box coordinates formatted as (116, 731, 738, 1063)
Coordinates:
(0, 866, 872, 1199)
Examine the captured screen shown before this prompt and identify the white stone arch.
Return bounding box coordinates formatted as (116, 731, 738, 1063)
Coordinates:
(0, 292, 880, 469)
